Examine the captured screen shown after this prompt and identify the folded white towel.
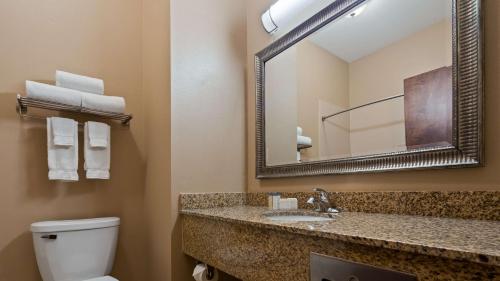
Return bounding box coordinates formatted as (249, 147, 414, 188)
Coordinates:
(84, 122, 111, 179)
(51, 117, 76, 146)
(297, 135, 312, 146)
(88, 121, 109, 148)
(82, 94, 126, 114)
(56, 70, 104, 95)
(26, 81, 82, 107)
(47, 118, 78, 181)
(297, 126, 303, 136)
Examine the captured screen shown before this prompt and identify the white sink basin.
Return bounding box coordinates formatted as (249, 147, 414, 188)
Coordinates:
(265, 215, 334, 222)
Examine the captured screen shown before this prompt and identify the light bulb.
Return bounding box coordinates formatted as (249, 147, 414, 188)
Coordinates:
(261, 0, 311, 34)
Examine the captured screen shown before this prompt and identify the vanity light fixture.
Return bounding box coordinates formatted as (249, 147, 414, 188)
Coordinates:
(261, 0, 310, 34)
(346, 3, 367, 18)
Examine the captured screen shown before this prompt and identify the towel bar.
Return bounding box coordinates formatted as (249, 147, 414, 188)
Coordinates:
(16, 94, 132, 125)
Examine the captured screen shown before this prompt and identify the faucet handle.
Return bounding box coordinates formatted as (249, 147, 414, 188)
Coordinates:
(313, 187, 329, 202)
(306, 196, 320, 211)
(326, 207, 339, 213)
(313, 187, 327, 193)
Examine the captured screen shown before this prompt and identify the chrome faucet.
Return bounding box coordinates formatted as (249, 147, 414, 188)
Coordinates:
(307, 188, 339, 213)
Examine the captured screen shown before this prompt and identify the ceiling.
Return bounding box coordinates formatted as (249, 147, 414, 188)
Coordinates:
(272, 0, 337, 38)
(308, 0, 453, 63)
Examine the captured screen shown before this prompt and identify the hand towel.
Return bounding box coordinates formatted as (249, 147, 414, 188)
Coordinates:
(84, 122, 111, 179)
(51, 117, 76, 146)
(88, 121, 109, 148)
(56, 70, 104, 95)
(82, 94, 126, 114)
(26, 81, 82, 107)
(47, 118, 78, 181)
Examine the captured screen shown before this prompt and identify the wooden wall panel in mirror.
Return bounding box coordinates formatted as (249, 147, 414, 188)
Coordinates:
(404, 66, 453, 150)
(255, 0, 483, 178)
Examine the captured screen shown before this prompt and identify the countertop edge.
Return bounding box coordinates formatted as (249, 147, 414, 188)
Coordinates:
(181, 209, 499, 267)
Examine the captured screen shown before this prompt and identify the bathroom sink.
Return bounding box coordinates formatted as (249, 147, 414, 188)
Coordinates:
(264, 213, 335, 222)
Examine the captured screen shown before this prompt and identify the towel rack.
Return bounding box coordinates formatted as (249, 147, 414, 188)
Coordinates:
(16, 95, 133, 125)
(321, 94, 404, 122)
(298, 143, 312, 150)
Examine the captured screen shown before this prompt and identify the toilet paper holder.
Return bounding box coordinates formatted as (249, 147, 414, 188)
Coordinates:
(196, 262, 216, 280)
(206, 265, 215, 279)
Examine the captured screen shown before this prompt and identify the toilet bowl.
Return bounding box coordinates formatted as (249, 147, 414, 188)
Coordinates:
(31, 217, 120, 281)
(84, 276, 118, 281)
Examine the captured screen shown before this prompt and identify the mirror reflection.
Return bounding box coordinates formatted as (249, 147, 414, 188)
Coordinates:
(265, 0, 453, 166)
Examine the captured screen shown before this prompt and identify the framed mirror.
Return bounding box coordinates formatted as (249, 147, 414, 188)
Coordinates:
(255, 0, 483, 178)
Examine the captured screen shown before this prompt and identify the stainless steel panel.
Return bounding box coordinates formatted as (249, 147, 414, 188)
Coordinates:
(310, 253, 418, 281)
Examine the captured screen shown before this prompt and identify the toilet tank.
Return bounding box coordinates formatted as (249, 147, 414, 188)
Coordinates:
(31, 217, 120, 281)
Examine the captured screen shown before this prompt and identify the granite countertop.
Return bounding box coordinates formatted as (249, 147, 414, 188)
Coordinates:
(181, 206, 500, 266)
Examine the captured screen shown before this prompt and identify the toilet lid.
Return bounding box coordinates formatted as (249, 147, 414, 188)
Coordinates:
(84, 276, 118, 281)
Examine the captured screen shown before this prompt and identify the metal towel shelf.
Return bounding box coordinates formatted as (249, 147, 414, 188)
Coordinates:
(16, 94, 133, 126)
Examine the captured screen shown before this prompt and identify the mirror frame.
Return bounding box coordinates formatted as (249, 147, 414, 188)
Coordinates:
(255, 0, 483, 178)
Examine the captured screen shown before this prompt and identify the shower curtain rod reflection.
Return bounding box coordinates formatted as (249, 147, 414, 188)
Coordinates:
(321, 94, 405, 122)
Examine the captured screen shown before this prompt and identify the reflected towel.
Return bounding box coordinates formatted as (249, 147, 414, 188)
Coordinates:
(297, 135, 312, 146)
(297, 126, 303, 136)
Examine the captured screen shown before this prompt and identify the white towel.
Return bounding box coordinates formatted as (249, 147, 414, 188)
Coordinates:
(82, 94, 126, 114)
(26, 81, 82, 107)
(297, 126, 303, 136)
(56, 70, 104, 95)
(297, 135, 312, 146)
(51, 117, 76, 146)
(47, 118, 78, 181)
(88, 121, 109, 148)
(84, 122, 111, 179)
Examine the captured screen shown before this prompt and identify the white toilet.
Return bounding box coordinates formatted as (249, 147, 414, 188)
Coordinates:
(30, 217, 120, 281)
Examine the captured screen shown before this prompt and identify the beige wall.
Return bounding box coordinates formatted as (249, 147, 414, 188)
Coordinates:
(0, 0, 244, 280)
(349, 20, 452, 156)
(171, 0, 247, 280)
(247, 0, 500, 193)
(266, 46, 298, 165)
(142, 0, 172, 280)
(264, 39, 351, 164)
(0, 1, 148, 280)
(0, 0, 173, 280)
(297, 40, 350, 160)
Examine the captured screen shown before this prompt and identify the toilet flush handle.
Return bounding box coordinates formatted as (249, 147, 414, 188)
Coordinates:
(41, 234, 57, 240)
